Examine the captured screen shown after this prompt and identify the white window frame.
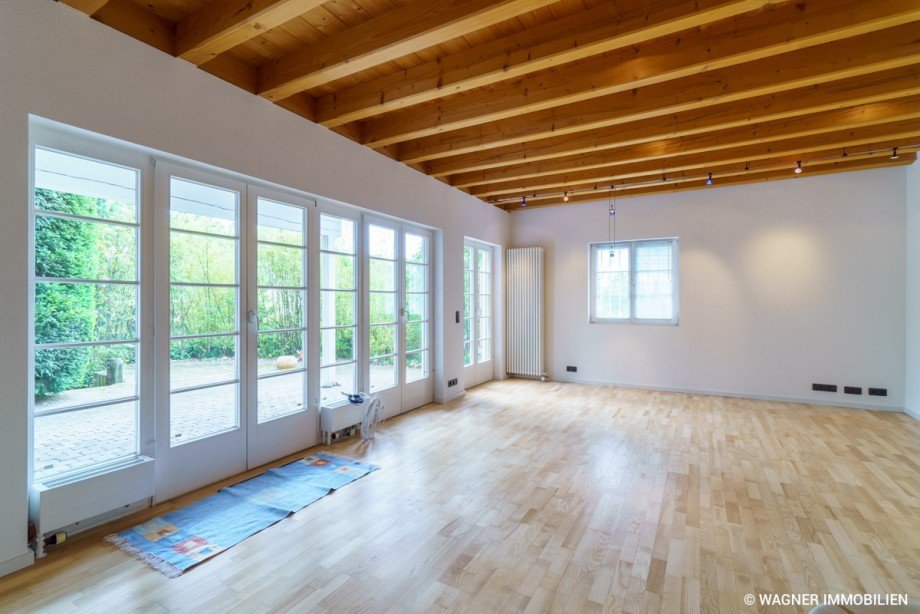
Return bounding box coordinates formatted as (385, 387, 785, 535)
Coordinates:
(589, 238, 679, 325)
(29, 127, 155, 484)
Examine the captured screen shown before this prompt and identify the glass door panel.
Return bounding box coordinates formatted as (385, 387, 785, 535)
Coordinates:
(463, 240, 494, 389)
(320, 214, 358, 405)
(368, 224, 398, 393)
(155, 165, 247, 502)
(246, 191, 314, 469)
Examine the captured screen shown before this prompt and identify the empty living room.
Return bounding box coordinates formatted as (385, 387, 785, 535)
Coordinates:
(1, 0, 919, 612)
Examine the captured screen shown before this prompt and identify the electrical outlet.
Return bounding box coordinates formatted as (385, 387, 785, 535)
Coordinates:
(566, 366, 577, 373)
(868, 387, 888, 397)
(448, 378, 458, 387)
(844, 386, 862, 395)
(812, 383, 837, 392)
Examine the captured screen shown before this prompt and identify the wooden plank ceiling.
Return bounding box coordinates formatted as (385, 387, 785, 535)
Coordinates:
(60, 0, 920, 210)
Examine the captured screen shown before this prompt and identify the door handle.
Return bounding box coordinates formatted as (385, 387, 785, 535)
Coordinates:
(247, 310, 258, 325)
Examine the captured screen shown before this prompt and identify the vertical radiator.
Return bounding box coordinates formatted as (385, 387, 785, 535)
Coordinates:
(506, 247, 545, 378)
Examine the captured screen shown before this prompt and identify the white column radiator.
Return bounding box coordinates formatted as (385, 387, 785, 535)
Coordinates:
(506, 247, 545, 378)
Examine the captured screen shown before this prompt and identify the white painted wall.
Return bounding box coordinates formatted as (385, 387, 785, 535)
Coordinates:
(907, 163, 920, 420)
(511, 168, 908, 410)
(0, 0, 508, 574)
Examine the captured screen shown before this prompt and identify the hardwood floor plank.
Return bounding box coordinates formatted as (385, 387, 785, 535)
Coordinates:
(0, 379, 918, 612)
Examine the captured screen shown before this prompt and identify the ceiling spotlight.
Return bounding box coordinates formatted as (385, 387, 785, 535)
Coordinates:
(794, 161, 802, 174)
(521, 196, 527, 207)
(563, 191, 569, 202)
(891, 147, 899, 160)
(705, 173, 713, 186)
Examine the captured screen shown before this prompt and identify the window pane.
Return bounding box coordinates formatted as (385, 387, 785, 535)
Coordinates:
(463, 246, 473, 270)
(368, 225, 395, 259)
(370, 356, 397, 392)
(463, 342, 472, 366)
(170, 336, 236, 391)
(406, 350, 429, 383)
(477, 272, 491, 294)
(320, 215, 355, 254)
(35, 216, 136, 281)
(635, 241, 675, 320)
(33, 402, 138, 482)
(369, 258, 395, 292)
(405, 233, 428, 263)
(595, 245, 630, 320)
(369, 292, 397, 324)
(258, 288, 304, 331)
(321, 253, 355, 290)
(34, 344, 137, 411)
(170, 285, 237, 336)
(170, 177, 237, 236)
(258, 243, 304, 287)
(170, 383, 238, 445)
(464, 294, 472, 318)
(321, 327, 354, 365)
(479, 317, 491, 341)
(170, 232, 236, 284)
(34, 149, 137, 222)
(406, 263, 427, 293)
(35, 282, 136, 344)
(258, 331, 304, 376)
(321, 291, 355, 328)
(258, 199, 304, 246)
(477, 339, 492, 363)
(406, 293, 427, 322)
(463, 270, 472, 294)
(477, 248, 491, 272)
(258, 371, 305, 422)
(463, 318, 472, 342)
(370, 324, 396, 358)
(406, 321, 427, 352)
(477, 294, 491, 318)
(321, 363, 356, 405)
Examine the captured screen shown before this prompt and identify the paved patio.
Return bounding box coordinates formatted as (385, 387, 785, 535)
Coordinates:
(33, 360, 424, 481)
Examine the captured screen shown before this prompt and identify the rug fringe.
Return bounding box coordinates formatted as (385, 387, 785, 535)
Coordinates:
(104, 534, 183, 578)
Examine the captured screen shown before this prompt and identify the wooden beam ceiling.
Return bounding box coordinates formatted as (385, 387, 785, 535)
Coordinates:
(360, 0, 920, 147)
(58, 0, 920, 210)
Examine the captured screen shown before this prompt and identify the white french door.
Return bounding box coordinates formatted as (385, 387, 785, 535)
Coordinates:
(155, 166, 318, 500)
(155, 163, 248, 500)
(245, 188, 316, 469)
(463, 240, 494, 389)
(364, 217, 433, 419)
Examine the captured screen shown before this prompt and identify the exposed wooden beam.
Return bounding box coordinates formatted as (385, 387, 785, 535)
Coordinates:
(59, 0, 111, 16)
(452, 95, 920, 188)
(505, 154, 916, 209)
(176, 0, 328, 66)
(469, 119, 920, 198)
(199, 54, 260, 94)
(91, 0, 175, 54)
(258, 0, 564, 102)
(313, 0, 774, 126)
(398, 24, 920, 162)
(513, 147, 917, 205)
(362, 0, 920, 147)
(429, 66, 920, 178)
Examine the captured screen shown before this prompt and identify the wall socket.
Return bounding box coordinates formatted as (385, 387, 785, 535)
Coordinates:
(448, 378, 458, 387)
(812, 383, 837, 392)
(566, 366, 577, 372)
(844, 386, 863, 395)
(868, 387, 888, 397)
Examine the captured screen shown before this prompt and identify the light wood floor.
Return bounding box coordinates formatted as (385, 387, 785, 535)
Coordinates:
(1, 380, 918, 613)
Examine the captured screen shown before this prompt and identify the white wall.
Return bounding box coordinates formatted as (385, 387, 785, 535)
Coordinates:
(907, 163, 920, 420)
(511, 168, 908, 410)
(0, 0, 508, 574)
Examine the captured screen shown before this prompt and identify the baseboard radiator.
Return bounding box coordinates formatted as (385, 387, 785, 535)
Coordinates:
(506, 247, 545, 378)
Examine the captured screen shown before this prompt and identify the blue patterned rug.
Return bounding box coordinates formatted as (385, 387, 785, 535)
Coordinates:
(106, 453, 378, 577)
